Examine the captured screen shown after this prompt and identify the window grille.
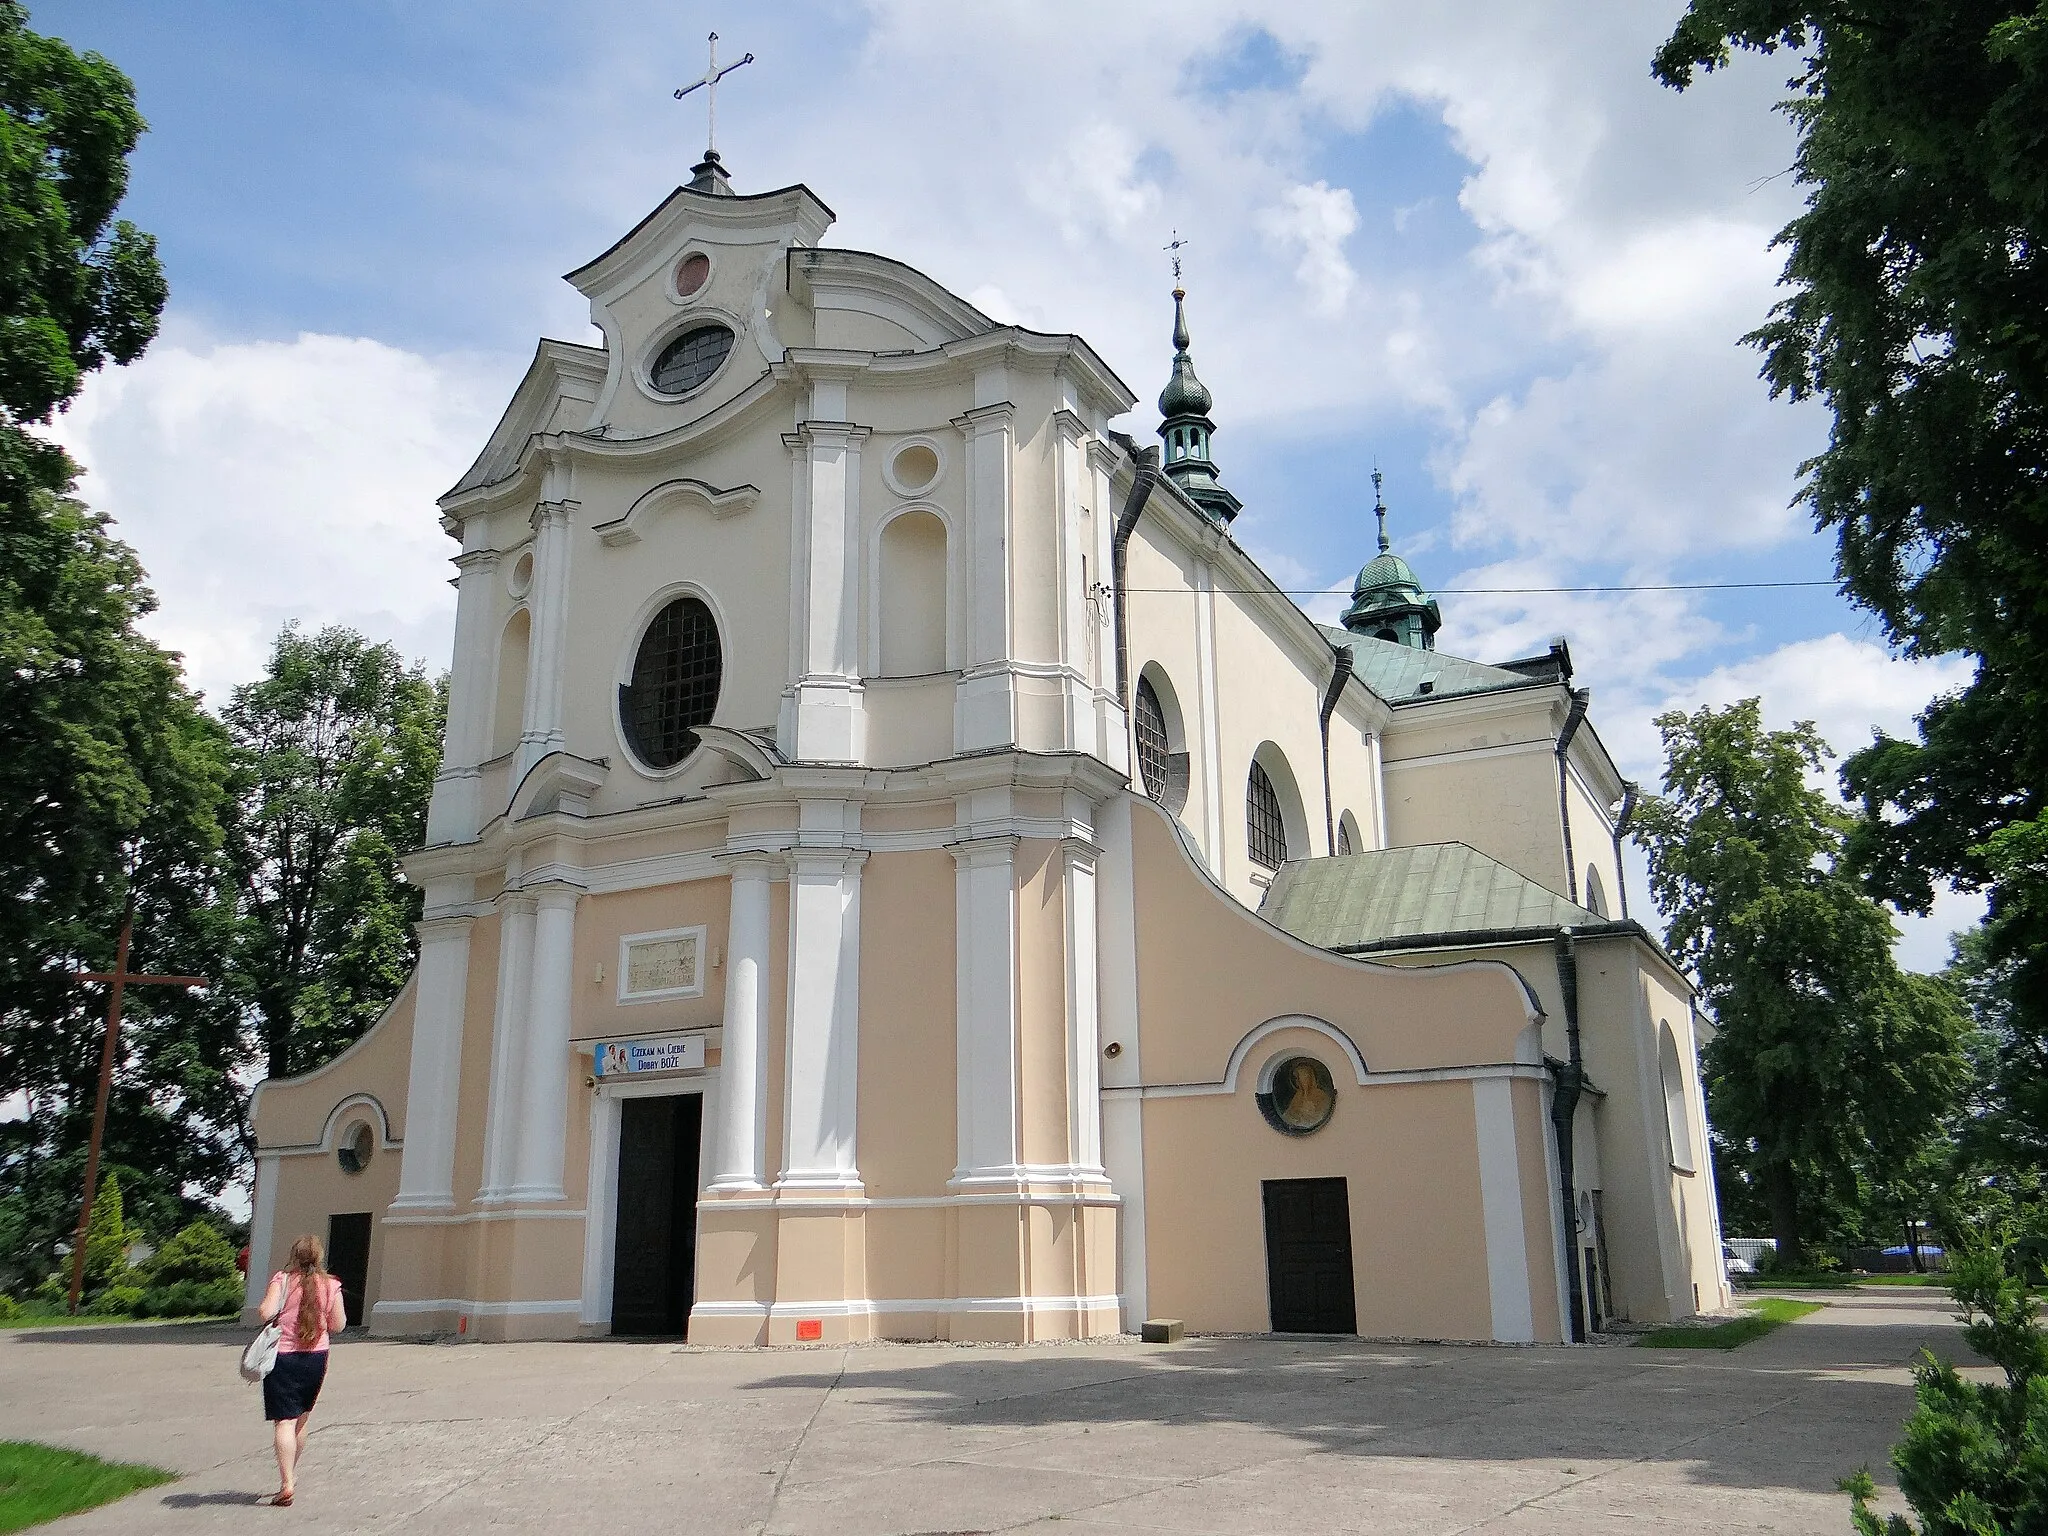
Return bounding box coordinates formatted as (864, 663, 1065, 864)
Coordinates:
(620, 596, 722, 768)
(1246, 760, 1287, 870)
(1336, 820, 1353, 856)
(1134, 678, 1170, 800)
(650, 324, 736, 396)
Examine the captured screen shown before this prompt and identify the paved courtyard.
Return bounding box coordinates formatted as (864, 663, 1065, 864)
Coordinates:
(1, 1289, 1969, 1534)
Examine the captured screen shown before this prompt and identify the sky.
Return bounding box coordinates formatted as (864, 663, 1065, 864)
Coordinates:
(28, 0, 1985, 970)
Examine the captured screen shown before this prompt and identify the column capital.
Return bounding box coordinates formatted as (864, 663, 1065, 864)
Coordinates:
(452, 547, 502, 573)
(947, 833, 1020, 870)
(715, 848, 786, 879)
(951, 401, 1016, 435)
(1052, 406, 1089, 445)
(531, 498, 579, 531)
(788, 846, 869, 879)
(1057, 835, 1103, 871)
(527, 880, 585, 913)
(784, 422, 872, 450)
(416, 913, 477, 944)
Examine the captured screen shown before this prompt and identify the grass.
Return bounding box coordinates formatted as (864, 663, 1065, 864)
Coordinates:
(0, 1308, 231, 1331)
(1738, 1271, 1949, 1290)
(1636, 1296, 1824, 1349)
(0, 1442, 174, 1533)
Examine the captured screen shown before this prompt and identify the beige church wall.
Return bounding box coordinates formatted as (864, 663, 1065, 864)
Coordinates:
(1381, 743, 1570, 898)
(1140, 1061, 1497, 1339)
(258, 1148, 400, 1319)
(1324, 703, 1384, 852)
(567, 880, 731, 1046)
(1015, 839, 1073, 1170)
(1126, 801, 1541, 1086)
(864, 676, 954, 766)
(691, 1204, 777, 1344)
(861, 1205, 947, 1335)
(854, 848, 957, 1198)
(1510, 1074, 1567, 1337)
(1122, 531, 1211, 863)
(252, 974, 418, 1152)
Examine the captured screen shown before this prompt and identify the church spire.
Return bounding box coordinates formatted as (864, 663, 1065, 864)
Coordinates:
(1153, 254, 1241, 525)
(1341, 472, 1441, 649)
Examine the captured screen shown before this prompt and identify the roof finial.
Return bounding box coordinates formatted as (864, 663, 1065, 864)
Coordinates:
(675, 31, 754, 195)
(1373, 464, 1390, 552)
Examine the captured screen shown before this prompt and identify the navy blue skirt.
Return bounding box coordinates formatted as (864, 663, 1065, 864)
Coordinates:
(262, 1349, 328, 1421)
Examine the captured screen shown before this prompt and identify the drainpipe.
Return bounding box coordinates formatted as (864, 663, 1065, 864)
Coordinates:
(1317, 644, 1354, 853)
(1550, 929, 1588, 1342)
(1611, 780, 1639, 921)
(1555, 688, 1591, 903)
(1110, 441, 1161, 711)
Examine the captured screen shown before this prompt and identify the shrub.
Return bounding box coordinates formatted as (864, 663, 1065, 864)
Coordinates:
(145, 1222, 238, 1289)
(1842, 1244, 2048, 1532)
(139, 1277, 241, 1318)
(80, 1175, 130, 1292)
(86, 1286, 143, 1317)
(0, 1294, 17, 1320)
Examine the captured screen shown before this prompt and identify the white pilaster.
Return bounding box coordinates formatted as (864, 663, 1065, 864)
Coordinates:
(389, 914, 472, 1210)
(709, 852, 778, 1191)
(243, 1152, 280, 1315)
(1368, 731, 1388, 850)
(504, 883, 579, 1202)
(951, 832, 1021, 1186)
(516, 500, 575, 783)
(1061, 836, 1105, 1177)
(478, 892, 537, 1201)
(784, 421, 869, 764)
(1193, 557, 1225, 879)
(425, 547, 499, 846)
(777, 846, 866, 1191)
(954, 400, 1017, 752)
(1052, 405, 1092, 751)
(1085, 438, 1126, 771)
(1473, 1077, 1536, 1343)
(1094, 795, 1147, 1328)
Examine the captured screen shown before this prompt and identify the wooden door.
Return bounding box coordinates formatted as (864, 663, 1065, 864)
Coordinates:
(326, 1212, 372, 1329)
(611, 1095, 702, 1336)
(1262, 1178, 1357, 1334)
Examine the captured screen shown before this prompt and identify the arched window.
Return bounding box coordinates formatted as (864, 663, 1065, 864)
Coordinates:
(1336, 810, 1362, 857)
(620, 595, 722, 769)
(1133, 667, 1189, 814)
(1246, 761, 1288, 870)
(1659, 1021, 1696, 1172)
(878, 510, 948, 675)
(491, 608, 530, 760)
(1585, 865, 1609, 918)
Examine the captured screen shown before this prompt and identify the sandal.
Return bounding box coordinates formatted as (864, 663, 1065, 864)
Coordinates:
(270, 1491, 294, 1507)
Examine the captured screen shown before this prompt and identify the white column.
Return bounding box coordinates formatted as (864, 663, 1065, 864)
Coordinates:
(784, 421, 868, 763)
(517, 499, 575, 782)
(777, 847, 866, 1190)
(709, 852, 777, 1191)
(425, 547, 499, 846)
(478, 892, 536, 1201)
(1061, 837, 1105, 1177)
(389, 914, 472, 1210)
(243, 1152, 280, 1317)
(951, 833, 1021, 1186)
(1473, 1077, 1536, 1343)
(505, 884, 578, 1202)
(954, 399, 1017, 752)
(1094, 795, 1148, 1329)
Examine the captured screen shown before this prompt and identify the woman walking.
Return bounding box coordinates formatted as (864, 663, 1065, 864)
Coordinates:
(256, 1234, 348, 1507)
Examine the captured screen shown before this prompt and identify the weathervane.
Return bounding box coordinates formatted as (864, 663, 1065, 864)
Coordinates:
(674, 31, 753, 159)
(1164, 230, 1190, 289)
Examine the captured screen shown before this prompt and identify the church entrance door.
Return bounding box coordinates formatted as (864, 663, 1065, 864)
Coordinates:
(1262, 1177, 1357, 1334)
(610, 1094, 702, 1335)
(327, 1212, 371, 1328)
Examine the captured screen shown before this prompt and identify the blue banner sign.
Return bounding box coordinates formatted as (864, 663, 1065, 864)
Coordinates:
(595, 1034, 707, 1078)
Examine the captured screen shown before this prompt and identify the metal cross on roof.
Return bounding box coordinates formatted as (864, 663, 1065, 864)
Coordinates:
(1164, 230, 1190, 285)
(674, 31, 754, 158)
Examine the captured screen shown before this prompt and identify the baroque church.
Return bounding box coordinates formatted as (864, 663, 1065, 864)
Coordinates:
(244, 147, 1729, 1346)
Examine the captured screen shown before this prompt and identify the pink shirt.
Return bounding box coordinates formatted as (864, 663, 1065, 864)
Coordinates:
(270, 1272, 345, 1353)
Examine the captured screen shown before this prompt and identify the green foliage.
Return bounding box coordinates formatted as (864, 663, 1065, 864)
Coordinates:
(1637, 1296, 1823, 1349)
(1656, 0, 2048, 1183)
(78, 1172, 125, 1293)
(219, 625, 444, 1080)
(1634, 700, 1969, 1265)
(0, 1, 166, 426)
(135, 1277, 238, 1318)
(1842, 1245, 2048, 1534)
(143, 1220, 236, 1289)
(0, 1294, 15, 1320)
(83, 1284, 139, 1317)
(0, 1440, 175, 1533)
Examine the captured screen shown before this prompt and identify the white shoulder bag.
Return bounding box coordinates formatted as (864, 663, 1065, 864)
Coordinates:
(239, 1274, 287, 1383)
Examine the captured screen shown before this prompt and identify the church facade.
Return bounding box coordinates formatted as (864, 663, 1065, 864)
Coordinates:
(244, 158, 1729, 1346)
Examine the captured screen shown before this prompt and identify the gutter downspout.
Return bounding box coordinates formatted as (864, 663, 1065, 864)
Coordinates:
(1110, 441, 1161, 712)
(1550, 929, 1588, 1343)
(1555, 688, 1591, 903)
(1318, 644, 1354, 853)
(1611, 780, 1640, 921)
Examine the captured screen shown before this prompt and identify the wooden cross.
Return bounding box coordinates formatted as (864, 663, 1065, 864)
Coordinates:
(65, 901, 206, 1314)
(673, 31, 754, 158)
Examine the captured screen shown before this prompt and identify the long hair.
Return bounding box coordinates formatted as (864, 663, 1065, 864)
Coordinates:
(287, 1233, 326, 1342)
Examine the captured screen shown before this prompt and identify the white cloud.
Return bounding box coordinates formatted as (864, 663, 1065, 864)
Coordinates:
(1258, 181, 1361, 314)
(49, 323, 502, 705)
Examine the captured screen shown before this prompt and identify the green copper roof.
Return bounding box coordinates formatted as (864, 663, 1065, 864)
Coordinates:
(1352, 550, 1422, 599)
(1259, 842, 1599, 950)
(1320, 625, 1538, 702)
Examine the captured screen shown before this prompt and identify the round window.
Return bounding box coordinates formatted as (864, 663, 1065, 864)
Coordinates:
(508, 550, 533, 598)
(675, 251, 711, 298)
(650, 323, 735, 397)
(621, 595, 722, 769)
(889, 443, 940, 495)
(337, 1121, 374, 1174)
(1258, 1056, 1336, 1136)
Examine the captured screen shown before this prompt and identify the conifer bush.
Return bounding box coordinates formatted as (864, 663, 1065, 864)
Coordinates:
(1843, 1245, 2048, 1533)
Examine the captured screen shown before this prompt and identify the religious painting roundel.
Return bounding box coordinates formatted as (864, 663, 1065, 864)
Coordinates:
(1259, 1055, 1337, 1136)
(620, 595, 722, 770)
(650, 322, 735, 397)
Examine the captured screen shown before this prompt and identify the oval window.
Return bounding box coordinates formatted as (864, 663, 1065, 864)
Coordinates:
(620, 596, 722, 769)
(650, 323, 735, 396)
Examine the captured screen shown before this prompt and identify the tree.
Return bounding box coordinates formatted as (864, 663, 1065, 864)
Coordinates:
(1635, 699, 1968, 1264)
(1655, 0, 2048, 1166)
(220, 626, 444, 1082)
